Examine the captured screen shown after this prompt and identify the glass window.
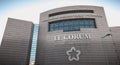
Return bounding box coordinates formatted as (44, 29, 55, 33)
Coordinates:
(49, 19, 96, 32)
(49, 10, 94, 17)
(30, 24, 39, 62)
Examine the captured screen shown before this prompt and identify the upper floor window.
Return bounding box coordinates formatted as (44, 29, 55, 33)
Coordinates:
(49, 19, 96, 32)
(49, 10, 94, 17)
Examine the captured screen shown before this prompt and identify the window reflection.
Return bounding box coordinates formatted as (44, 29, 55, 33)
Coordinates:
(49, 19, 96, 32)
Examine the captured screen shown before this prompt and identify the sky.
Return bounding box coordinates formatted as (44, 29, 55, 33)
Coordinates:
(0, 0, 120, 45)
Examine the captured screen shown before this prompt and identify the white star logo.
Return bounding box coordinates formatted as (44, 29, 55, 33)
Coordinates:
(66, 47, 81, 61)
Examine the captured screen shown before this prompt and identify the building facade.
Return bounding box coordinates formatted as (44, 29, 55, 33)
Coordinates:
(110, 27, 120, 63)
(0, 18, 34, 65)
(35, 6, 119, 65)
(0, 5, 120, 65)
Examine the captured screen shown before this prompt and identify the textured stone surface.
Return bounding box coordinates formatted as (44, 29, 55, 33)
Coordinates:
(35, 6, 119, 65)
(0, 18, 34, 65)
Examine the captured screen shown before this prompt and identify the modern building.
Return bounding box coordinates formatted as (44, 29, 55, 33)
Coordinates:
(35, 6, 120, 65)
(110, 27, 120, 62)
(0, 5, 120, 65)
(0, 18, 34, 65)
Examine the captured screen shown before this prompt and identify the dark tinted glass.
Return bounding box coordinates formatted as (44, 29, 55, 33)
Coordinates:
(49, 19, 96, 32)
(49, 10, 94, 17)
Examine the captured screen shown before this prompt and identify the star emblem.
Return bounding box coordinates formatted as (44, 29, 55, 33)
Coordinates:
(66, 47, 81, 61)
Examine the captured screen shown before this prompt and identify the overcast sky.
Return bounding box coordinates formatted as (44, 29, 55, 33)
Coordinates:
(0, 0, 120, 45)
